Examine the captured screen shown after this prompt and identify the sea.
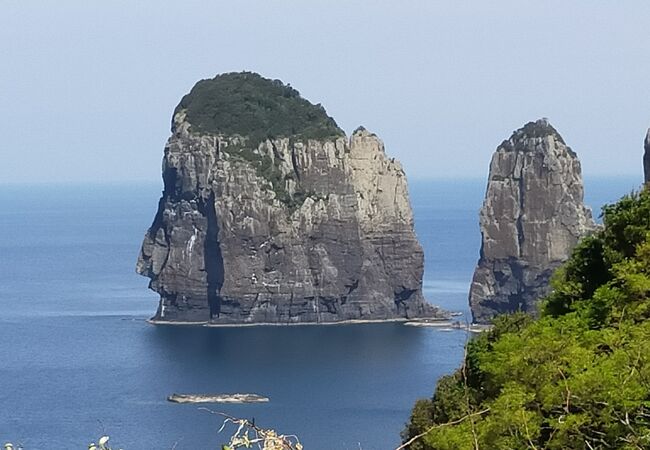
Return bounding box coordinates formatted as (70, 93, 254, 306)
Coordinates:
(0, 177, 639, 449)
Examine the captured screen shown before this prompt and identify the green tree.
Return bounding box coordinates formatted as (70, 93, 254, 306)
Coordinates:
(403, 188, 650, 449)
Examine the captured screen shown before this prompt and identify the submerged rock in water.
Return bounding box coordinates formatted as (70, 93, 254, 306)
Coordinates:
(137, 72, 442, 324)
(167, 393, 269, 404)
(469, 119, 595, 324)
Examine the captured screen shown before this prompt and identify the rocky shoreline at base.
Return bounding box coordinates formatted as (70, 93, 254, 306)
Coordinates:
(404, 320, 492, 333)
(149, 317, 427, 327)
(147, 316, 493, 332)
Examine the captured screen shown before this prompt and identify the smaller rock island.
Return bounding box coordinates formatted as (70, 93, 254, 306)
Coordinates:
(469, 119, 595, 323)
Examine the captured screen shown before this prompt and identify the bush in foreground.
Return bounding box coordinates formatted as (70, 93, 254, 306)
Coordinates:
(402, 189, 650, 449)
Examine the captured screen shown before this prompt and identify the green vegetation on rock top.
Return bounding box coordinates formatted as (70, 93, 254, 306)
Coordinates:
(517, 119, 565, 143)
(500, 119, 571, 154)
(174, 72, 344, 144)
(403, 187, 650, 449)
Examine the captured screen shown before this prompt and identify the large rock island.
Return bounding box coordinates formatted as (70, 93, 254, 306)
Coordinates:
(469, 119, 595, 323)
(137, 72, 440, 324)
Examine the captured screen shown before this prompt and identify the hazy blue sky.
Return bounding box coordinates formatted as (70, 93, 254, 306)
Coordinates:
(1, 1, 648, 184)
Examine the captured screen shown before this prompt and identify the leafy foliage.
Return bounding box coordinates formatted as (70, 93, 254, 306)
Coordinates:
(175, 72, 344, 145)
(499, 119, 571, 154)
(175, 72, 340, 210)
(403, 189, 650, 449)
(517, 120, 565, 143)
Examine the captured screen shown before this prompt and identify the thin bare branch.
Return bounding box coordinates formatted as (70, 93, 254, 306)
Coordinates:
(199, 408, 301, 450)
(395, 408, 491, 450)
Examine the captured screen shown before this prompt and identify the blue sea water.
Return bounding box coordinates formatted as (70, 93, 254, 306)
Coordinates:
(0, 177, 639, 449)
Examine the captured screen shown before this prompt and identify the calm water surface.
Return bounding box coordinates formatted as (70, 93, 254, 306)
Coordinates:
(0, 177, 638, 449)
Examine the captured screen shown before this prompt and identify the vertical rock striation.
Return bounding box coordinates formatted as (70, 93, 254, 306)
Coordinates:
(469, 119, 595, 323)
(137, 72, 440, 324)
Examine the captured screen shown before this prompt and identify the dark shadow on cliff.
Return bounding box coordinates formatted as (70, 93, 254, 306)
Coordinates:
(198, 191, 224, 319)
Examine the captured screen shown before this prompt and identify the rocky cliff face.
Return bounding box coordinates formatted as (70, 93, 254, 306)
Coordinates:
(643, 128, 650, 184)
(469, 119, 595, 323)
(137, 72, 440, 324)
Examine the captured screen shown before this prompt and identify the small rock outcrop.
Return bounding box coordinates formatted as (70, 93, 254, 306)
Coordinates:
(643, 128, 650, 184)
(137, 72, 441, 324)
(167, 393, 269, 404)
(469, 119, 595, 323)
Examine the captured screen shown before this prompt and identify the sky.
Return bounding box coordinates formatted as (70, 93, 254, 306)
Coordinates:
(1, 1, 648, 184)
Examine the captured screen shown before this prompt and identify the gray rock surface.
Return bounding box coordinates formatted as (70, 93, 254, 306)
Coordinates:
(643, 128, 650, 184)
(469, 119, 595, 323)
(137, 80, 441, 324)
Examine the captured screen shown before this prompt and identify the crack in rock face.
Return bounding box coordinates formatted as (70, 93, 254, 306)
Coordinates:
(469, 119, 596, 324)
(136, 72, 443, 324)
